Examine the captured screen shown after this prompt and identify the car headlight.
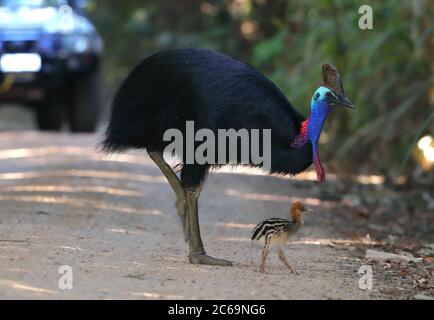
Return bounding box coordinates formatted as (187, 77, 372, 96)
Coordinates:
(62, 34, 91, 54)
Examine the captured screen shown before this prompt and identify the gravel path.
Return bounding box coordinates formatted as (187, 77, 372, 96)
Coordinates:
(0, 106, 374, 299)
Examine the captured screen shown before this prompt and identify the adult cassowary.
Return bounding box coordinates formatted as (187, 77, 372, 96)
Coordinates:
(102, 48, 353, 266)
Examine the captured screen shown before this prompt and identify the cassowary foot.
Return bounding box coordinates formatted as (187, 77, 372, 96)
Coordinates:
(278, 249, 298, 275)
(184, 186, 231, 267)
(287, 266, 299, 275)
(189, 253, 233, 266)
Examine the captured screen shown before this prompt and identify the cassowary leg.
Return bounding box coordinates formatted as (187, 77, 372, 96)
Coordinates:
(185, 186, 232, 266)
(148, 152, 188, 241)
(278, 249, 298, 274)
(259, 248, 269, 273)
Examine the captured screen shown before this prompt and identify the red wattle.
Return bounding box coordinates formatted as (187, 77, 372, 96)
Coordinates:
(291, 119, 310, 148)
(300, 119, 309, 138)
(313, 152, 326, 183)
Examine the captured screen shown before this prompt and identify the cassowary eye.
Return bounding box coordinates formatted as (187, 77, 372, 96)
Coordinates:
(325, 92, 333, 98)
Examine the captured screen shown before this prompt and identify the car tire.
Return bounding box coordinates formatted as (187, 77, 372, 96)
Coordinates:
(68, 69, 101, 133)
(35, 98, 64, 131)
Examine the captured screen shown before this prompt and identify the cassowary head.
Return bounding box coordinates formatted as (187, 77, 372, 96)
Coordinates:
(306, 64, 353, 183)
(290, 202, 314, 223)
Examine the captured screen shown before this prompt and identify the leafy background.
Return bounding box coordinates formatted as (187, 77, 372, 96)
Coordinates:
(88, 0, 434, 183)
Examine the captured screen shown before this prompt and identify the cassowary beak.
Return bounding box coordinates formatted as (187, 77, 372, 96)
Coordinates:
(337, 95, 354, 109)
(326, 94, 354, 109)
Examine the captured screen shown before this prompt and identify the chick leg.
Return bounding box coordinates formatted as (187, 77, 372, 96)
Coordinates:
(278, 249, 298, 274)
(259, 248, 269, 273)
(185, 186, 232, 266)
(148, 152, 188, 241)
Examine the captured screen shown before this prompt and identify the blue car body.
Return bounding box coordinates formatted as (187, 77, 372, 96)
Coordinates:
(0, 0, 103, 131)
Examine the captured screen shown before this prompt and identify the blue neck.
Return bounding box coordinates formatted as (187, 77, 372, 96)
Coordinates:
(307, 100, 330, 146)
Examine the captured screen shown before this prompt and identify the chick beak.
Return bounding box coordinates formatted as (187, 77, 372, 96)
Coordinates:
(304, 206, 314, 214)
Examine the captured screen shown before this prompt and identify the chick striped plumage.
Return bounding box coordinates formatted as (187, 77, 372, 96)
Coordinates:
(251, 218, 300, 249)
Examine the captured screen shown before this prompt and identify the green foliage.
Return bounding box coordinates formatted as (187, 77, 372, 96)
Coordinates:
(89, 0, 434, 178)
(253, 30, 286, 66)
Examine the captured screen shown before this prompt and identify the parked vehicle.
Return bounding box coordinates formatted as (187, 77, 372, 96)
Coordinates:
(0, 0, 103, 132)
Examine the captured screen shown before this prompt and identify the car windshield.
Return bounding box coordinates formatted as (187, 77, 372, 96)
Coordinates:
(0, 0, 66, 8)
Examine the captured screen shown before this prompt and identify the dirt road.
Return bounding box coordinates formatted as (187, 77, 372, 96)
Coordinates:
(0, 107, 397, 299)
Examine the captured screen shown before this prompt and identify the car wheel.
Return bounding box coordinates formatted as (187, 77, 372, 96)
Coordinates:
(68, 69, 101, 133)
(35, 98, 64, 131)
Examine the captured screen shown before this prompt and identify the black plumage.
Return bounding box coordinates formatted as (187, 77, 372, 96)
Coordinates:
(103, 48, 312, 188)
